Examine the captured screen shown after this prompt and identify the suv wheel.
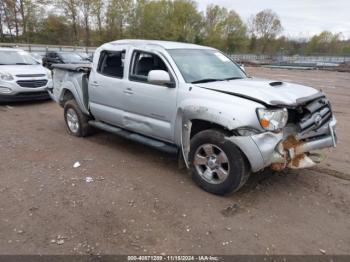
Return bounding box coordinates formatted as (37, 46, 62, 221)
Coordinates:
(189, 129, 250, 195)
(64, 99, 92, 137)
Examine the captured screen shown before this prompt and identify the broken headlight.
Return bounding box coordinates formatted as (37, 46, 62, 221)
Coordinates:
(257, 108, 288, 131)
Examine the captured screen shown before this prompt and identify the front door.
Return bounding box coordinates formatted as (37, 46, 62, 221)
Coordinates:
(122, 50, 178, 142)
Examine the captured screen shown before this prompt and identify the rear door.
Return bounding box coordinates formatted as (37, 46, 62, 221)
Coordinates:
(88, 48, 127, 127)
(122, 49, 178, 142)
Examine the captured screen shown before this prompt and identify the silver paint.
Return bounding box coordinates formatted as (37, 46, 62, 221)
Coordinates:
(50, 40, 337, 173)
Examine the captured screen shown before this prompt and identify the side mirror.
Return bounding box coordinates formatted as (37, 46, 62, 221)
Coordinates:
(148, 70, 175, 87)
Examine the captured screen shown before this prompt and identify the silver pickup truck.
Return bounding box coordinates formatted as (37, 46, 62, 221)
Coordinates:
(50, 40, 337, 195)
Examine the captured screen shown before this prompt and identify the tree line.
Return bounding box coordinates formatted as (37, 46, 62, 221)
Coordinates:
(0, 0, 349, 55)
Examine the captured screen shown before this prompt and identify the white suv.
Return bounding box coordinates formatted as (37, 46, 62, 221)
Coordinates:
(0, 48, 52, 102)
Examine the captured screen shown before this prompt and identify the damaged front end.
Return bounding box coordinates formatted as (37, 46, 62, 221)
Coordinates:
(270, 120, 336, 170)
(229, 95, 337, 172)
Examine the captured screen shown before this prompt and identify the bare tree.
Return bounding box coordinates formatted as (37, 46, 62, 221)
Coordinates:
(91, 0, 104, 41)
(10, 0, 20, 40)
(19, 0, 27, 41)
(0, 3, 4, 40)
(79, 0, 91, 46)
(57, 0, 79, 45)
(248, 9, 282, 53)
(106, 0, 133, 39)
(2, 0, 18, 41)
(1, 3, 11, 40)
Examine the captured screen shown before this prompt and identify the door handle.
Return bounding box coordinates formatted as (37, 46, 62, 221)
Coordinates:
(123, 88, 134, 94)
(90, 81, 99, 87)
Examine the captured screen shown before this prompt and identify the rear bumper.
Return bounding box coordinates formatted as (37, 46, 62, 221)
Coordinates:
(0, 91, 50, 102)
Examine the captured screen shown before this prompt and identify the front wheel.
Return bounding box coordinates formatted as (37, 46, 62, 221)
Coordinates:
(189, 130, 250, 195)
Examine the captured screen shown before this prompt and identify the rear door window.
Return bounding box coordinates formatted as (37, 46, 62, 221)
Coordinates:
(97, 50, 125, 78)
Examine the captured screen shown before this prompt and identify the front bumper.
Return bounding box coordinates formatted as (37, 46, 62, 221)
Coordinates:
(229, 118, 337, 172)
(0, 91, 50, 102)
(0, 78, 52, 102)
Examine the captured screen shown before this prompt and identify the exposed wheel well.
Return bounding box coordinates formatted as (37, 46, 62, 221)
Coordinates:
(190, 119, 234, 138)
(189, 120, 252, 174)
(60, 89, 75, 107)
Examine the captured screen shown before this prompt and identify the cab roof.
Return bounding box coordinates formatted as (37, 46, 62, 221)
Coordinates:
(106, 39, 214, 50)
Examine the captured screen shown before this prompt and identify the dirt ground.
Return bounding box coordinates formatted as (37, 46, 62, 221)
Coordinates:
(0, 67, 349, 255)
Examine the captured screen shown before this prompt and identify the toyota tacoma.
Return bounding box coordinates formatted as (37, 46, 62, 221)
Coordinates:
(49, 40, 337, 195)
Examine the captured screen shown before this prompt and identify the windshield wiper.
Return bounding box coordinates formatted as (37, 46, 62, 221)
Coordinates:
(223, 77, 243, 81)
(191, 78, 223, 84)
(15, 63, 33, 65)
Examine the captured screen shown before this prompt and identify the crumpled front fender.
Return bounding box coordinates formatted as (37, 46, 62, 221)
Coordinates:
(180, 117, 283, 172)
(179, 104, 245, 168)
(228, 132, 283, 172)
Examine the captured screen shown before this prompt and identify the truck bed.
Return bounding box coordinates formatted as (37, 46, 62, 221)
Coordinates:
(51, 64, 91, 115)
(51, 63, 92, 72)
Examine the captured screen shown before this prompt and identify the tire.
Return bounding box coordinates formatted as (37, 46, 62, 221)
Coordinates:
(189, 129, 250, 195)
(63, 99, 92, 137)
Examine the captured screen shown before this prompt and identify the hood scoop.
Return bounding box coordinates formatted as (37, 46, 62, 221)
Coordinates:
(269, 81, 284, 87)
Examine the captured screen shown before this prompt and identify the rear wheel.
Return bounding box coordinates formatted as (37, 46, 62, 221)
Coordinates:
(64, 99, 92, 137)
(189, 129, 250, 195)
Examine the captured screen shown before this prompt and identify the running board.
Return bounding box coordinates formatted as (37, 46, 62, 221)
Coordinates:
(89, 121, 178, 154)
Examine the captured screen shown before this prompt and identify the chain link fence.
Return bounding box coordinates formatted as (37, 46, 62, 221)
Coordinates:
(230, 54, 350, 67)
(1, 42, 349, 69)
(0, 42, 96, 55)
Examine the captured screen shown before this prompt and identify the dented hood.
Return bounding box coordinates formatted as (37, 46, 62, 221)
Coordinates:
(195, 77, 321, 106)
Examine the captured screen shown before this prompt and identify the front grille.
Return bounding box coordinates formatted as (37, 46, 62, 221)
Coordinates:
(298, 97, 332, 135)
(16, 79, 48, 88)
(16, 74, 45, 77)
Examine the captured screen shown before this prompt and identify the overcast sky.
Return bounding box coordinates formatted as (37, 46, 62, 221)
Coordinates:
(197, 0, 350, 40)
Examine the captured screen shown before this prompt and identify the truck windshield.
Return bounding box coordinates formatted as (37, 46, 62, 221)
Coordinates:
(168, 49, 246, 83)
(0, 50, 39, 65)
